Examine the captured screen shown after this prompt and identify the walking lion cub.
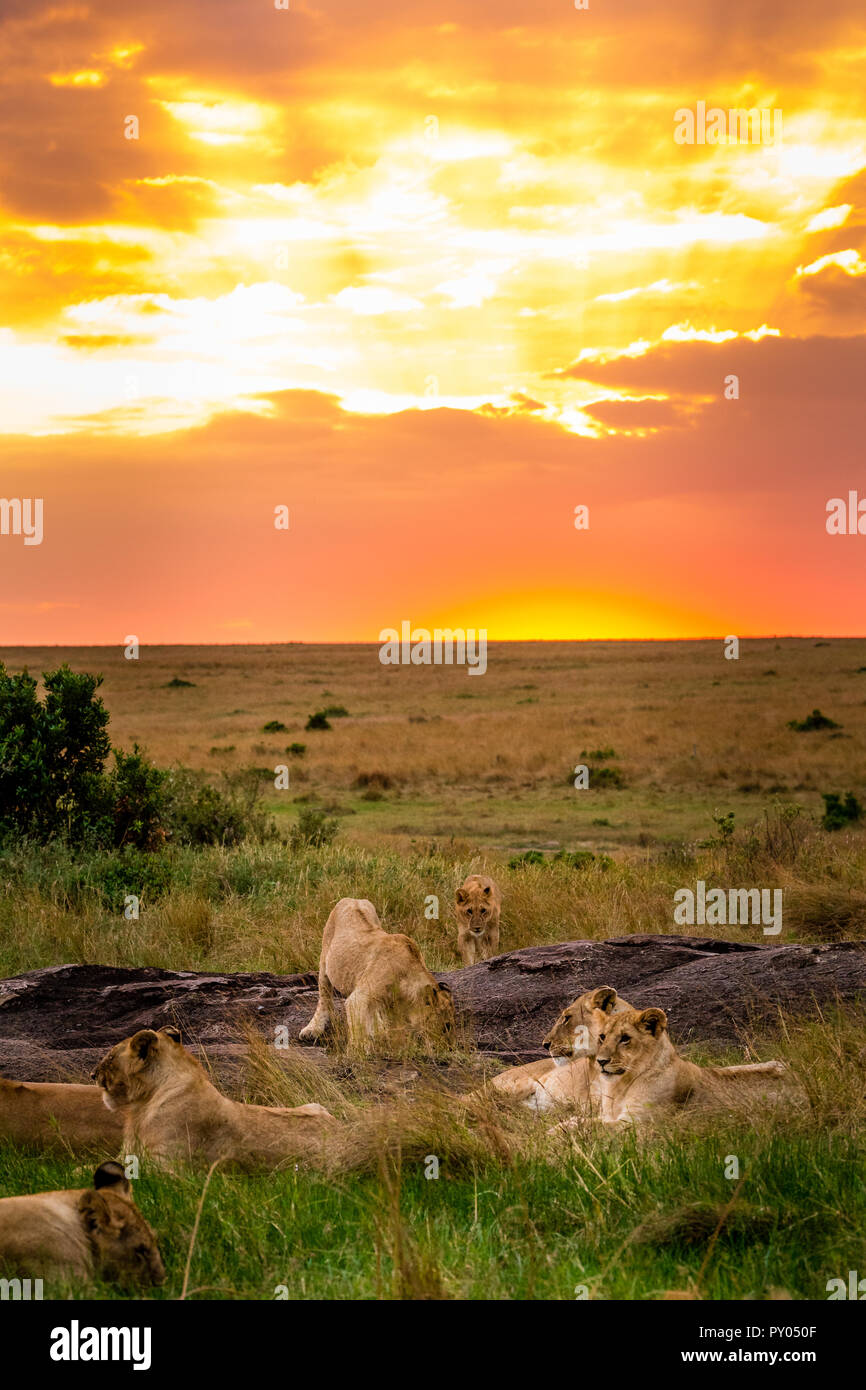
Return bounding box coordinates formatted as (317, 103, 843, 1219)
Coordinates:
(0, 1162, 164, 1287)
(299, 898, 455, 1050)
(455, 874, 501, 965)
(94, 1026, 337, 1170)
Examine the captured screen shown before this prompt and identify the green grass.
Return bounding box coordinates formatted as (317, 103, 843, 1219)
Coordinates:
(2, 1008, 864, 1300)
(1, 803, 864, 978)
(3, 1128, 863, 1300)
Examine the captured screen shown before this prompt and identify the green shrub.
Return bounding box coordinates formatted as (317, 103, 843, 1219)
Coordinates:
(787, 709, 839, 732)
(322, 705, 349, 718)
(821, 792, 863, 832)
(262, 719, 287, 733)
(286, 743, 306, 757)
(109, 745, 170, 850)
(164, 768, 275, 847)
(306, 711, 332, 731)
(164, 677, 195, 688)
(289, 805, 339, 850)
(591, 766, 624, 788)
(0, 663, 111, 845)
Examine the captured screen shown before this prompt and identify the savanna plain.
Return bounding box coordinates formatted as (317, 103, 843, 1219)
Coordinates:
(1, 639, 864, 1300)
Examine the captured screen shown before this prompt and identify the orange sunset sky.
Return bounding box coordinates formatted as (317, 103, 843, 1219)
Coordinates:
(1, 0, 865, 643)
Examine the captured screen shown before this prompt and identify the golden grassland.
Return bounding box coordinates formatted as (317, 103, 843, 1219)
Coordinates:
(4, 637, 866, 852)
(1, 638, 865, 977)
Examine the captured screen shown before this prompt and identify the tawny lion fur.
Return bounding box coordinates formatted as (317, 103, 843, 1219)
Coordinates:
(299, 898, 455, 1049)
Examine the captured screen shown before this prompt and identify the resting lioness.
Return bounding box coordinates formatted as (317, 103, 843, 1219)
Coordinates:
(94, 1027, 338, 1170)
(0, 1077, 123, 1151)
(456, 874, 501, 965)
(479, 986, 633, 1112)
(299, 898, 455, 1050)
(0, 1161, 164, 1287)
(594, 1007, 795, 1128)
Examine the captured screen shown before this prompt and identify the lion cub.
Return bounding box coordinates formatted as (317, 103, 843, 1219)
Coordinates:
(480, 986, 632, 1112)
(0, 1077, 123, 1151)
(0, 1161, 164, 1287)
(299, 897, 455, 1050)
(94, 1026, 337, 1170)
(455, 874, 501, 965)
(594, 1007, 794, 1128)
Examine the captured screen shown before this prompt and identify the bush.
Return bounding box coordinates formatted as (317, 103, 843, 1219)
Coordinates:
(0, 663, 112, 845)
(289, 805, 339, 850)
(165, 768, 275, 847)
(262, 720, 287, 733)
(821, 792, 863, 832)
(508, 849, 611, 870)
(552, 849, 612, 870)
(591, 766, 624, 788)
(508, 850, 545, 868)
(306, 711, 332, 731)
(109, 745, 170, 850)
(164, 677, 195, 688)
(322, 705, 349, 718)
(286, 743, 306, 757)
(787, 709, 839, 732)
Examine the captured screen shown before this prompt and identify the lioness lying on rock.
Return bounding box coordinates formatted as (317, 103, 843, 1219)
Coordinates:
(299, 897, 455, 1050)
(94, 1027, 338, 1171)
(455, 874, 501, 965)
(0, 1077, 123, 1151)
(0, 1161, 164, 1287)
(472, 986, 632, 1111)
(590, 1006, 796, 1128)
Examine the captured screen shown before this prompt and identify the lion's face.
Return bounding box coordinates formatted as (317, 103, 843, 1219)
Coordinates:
(456, 882, 494, 936)
(93, 1026, 183, 1108)
(412, 981, 456, 1040)
(543, 986, 621, 1065)
(595, 1008, 668, 1079)
(79, 1162, 165, 1288)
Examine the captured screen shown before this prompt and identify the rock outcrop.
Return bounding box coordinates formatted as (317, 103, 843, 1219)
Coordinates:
(0, 935, 862, 1082)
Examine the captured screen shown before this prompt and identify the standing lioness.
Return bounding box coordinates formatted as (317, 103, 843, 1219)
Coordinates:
(299, 898, 455, 1050)
(456, 874, 501, 965)
(94, 1026, 337, 1170)
(0, 1162, 164, 1287)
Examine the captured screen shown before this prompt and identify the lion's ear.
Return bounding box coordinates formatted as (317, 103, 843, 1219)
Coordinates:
(437, 980, 452, 996)
(129, 1029, 160, 1061)
(636, 1008, 667, 1037)
(455, 889, 467, 905)
(422, 985, 438, 1007)
(160, 1026, 182, 1044)
(482, 884, 491, 895)
(78, 1190, 110, 1234)
(589, 986, 618, 1013)
(93, 1162, 130, 1195)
